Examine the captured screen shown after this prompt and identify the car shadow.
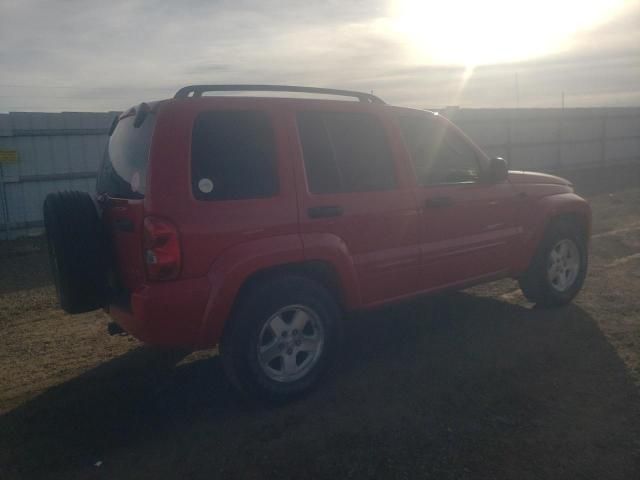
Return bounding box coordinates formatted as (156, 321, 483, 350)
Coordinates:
(2, 292, 639, 480)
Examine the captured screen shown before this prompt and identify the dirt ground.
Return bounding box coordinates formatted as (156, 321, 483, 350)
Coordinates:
(2, 188, 640, 479)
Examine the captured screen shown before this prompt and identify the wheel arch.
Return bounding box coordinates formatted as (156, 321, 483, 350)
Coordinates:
(217, 259, 357, 351)
(230, 260, 348, 316)
(516, 193, 592, 274)
(196, 232, 359, 348)
(546, 211, 590, 239)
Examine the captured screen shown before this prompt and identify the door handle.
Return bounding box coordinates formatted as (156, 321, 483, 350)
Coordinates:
(424, 196, 453, 208)
(308, 205, 344, 219)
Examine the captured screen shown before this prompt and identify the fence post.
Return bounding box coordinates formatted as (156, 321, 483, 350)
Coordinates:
(557, 113, 564, 171)
(600, 113, 607, 166)
(506, 116, 513, 166)
(0, 163, 9, 241)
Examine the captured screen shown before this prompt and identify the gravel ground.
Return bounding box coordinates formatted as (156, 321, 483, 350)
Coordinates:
(1, 188, 640, 479)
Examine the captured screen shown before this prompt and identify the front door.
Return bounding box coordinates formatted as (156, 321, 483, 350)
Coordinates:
(397, 113, 520, 290)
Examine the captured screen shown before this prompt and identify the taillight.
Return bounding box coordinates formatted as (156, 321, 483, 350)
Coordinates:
(143, 216, 181, 281)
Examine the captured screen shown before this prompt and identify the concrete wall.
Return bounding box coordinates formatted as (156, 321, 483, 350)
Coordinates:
(0, 107, 639, 240)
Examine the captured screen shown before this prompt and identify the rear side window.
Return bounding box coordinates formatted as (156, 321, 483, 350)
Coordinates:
(97, 114, 156, 198)
(297, 111, 396, 194)
(191, 111, 278, 201)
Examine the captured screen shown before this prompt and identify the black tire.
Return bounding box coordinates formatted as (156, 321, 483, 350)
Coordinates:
(43, 191, 108, 314)
(220, 275, 341, 401)
(518, 222, 588, 307)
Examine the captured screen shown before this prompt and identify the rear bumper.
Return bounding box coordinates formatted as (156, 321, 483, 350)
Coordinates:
(108, 276, 211, 349)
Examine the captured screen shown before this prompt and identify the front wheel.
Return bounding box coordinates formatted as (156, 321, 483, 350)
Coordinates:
(220, 276, 341, 401)
(518, 222, 588, 307)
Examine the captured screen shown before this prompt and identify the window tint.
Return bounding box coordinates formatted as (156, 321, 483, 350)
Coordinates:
(398, 116, 480, 185)
(191, 111, 278, 200)
(97, 113, 156, 198)
(297, 111, 395, 194)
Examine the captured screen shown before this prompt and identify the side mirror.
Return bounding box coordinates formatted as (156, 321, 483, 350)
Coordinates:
(488, 157, 508, 182)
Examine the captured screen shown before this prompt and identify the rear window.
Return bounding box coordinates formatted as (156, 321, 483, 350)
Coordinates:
(297, 111, 395, 194)
(191, 111, 278, 201)
(97, 114, 156, 199)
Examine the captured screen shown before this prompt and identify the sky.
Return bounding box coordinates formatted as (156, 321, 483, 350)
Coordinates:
(0, 0, 639, 112)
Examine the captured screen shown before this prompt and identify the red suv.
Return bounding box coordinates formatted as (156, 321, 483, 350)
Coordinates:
(44, 85, 591, 399)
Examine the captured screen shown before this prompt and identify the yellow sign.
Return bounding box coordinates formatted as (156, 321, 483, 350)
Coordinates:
(0, 150, 18, 163)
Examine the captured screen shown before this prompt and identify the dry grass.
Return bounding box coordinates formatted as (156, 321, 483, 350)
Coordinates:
(0, 241, 138, 413)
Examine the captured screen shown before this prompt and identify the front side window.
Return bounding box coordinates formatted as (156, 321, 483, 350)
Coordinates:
(297, 111, 396, 194)
(398, 116, 480, 186)
(191, 110, 278, 200)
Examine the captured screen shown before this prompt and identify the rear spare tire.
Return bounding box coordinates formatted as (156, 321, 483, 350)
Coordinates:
(43, 191, 108, 313)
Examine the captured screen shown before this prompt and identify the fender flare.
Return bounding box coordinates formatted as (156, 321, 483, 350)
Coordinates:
(197, 233, 360, 347)
(300, 232, 361, 308)
(515, 192, 592, 273)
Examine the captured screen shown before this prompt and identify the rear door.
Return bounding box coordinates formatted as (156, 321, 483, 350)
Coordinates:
(291, 104, 422, 306)
(397, 113, 520, 289)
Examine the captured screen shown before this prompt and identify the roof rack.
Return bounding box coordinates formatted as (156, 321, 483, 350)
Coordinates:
(173, 84, 385, 104)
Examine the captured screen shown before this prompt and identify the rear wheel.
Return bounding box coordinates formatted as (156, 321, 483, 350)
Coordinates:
(220, 276, 341, 401)
(518, 222, 588, 307)
(43, 191, 108, 313)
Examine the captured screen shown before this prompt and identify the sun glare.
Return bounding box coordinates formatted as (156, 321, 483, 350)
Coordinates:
(392, 0, 629, 66)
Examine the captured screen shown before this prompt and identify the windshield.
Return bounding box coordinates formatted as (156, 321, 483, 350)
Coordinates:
(96, 113, 156, 199)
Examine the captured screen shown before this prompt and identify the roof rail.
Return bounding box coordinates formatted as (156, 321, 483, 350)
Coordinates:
(173, 84, 385, 104)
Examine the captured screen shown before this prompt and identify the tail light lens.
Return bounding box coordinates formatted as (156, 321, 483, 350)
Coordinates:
(143, 216, 181, 281)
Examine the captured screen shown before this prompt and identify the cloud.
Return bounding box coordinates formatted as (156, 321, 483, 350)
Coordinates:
(0, 0, 638, 111)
